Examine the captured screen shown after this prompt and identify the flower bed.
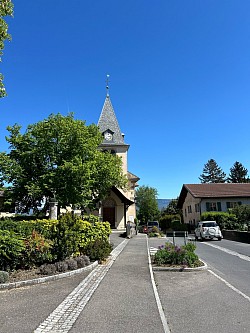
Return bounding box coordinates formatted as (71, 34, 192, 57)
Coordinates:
(153, 242, 202, 268)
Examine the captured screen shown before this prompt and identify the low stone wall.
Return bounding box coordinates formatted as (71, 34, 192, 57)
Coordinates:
(222, 230, 250, 244)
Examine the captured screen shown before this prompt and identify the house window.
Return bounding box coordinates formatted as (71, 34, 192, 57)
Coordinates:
(206, 202, 222, 212)
(226, 202, 242, 209)
(185, 208, 187, 217)
(195, 203, 200, 213)
(187, 205, 192, 213)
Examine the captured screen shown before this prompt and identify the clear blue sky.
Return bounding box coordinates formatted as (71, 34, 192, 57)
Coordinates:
(1, 1, 250, 199)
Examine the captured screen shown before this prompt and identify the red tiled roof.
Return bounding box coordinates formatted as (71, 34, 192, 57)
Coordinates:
(185, 183, 250, 197)
(177, 183, 250, 208)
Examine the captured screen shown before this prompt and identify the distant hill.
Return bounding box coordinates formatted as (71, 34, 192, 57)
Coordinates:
(157, 199, 171, 211)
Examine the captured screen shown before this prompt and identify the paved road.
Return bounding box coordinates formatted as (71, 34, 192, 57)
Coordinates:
(149, 235, 250, 333)
(1, 233, 250, 332)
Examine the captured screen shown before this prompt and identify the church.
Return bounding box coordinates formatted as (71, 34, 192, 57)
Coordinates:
(96, 82, 140, 229)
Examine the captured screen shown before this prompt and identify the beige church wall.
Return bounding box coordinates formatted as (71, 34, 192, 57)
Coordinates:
(115, 148, 128, 174)
(127, 204, 136, 222)
(109, 191, 125, 230)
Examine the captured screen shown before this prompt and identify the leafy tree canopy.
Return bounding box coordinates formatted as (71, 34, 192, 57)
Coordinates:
(227, 161, 249, 183)
(0, 0, 14, 98)
(199, 159, 226, 183)
(161, 198, 182, 216)
(230, 204, 250, 226)
(135, 185, 160, 223)
(0, 113, 127, 213)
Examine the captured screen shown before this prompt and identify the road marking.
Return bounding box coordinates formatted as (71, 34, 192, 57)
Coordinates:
(149, 246, 158, 255)
(34, 239, 129, 333)
(208, 269, 250, 303)
(146, 237, 171, 333)
(202, 242, 250, 262)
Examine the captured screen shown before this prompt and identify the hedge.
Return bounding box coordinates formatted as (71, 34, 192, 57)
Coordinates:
(0, 213, 111, 271)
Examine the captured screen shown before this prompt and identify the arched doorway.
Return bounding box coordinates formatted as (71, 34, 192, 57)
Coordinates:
(102, 197, 116, 228)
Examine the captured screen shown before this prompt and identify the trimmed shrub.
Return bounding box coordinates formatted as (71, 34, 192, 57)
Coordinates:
(55, 261, 69, 273)
(201, 212, 238, 230)
(84, 239, 113, 262)
(75, 255, 90, 268)
(0, 218, 58, 239)
(159, 214, 179, 231)
(171, 220, 188, 231)
(39, 263, 57, 275)
(0, 213, 111, 268)
(0, 270, 9, 283)
(0, 230, 25, 271)
(65, 258, 78, 270)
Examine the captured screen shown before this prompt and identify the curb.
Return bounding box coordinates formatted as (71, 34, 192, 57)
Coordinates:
(0, 261, 98, 291)
(152, 260, 208, 272)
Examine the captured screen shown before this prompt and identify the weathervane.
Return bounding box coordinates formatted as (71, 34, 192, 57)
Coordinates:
(106, 74, 110, 96)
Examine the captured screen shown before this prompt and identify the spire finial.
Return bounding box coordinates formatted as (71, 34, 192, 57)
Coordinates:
(106, 74, 110, 96)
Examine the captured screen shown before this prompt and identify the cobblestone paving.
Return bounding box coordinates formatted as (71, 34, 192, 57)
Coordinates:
(34, 239, 129, 333)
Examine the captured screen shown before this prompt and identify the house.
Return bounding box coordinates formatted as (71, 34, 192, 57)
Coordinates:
(177, 183, 250, 227)
(96, 86, 140, 229)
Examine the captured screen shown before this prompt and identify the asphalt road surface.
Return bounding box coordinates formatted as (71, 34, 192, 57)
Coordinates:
(1, 233, 249, 333)
(150, 236, 250, 333)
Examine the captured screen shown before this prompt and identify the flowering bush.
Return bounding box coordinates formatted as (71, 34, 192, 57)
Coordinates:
(22, 230, 53, 268)
(148, 226, 164, 238)
(154, 242, 200, 268)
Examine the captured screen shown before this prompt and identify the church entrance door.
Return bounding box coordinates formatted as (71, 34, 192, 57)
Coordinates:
(103, 207, 115, 228)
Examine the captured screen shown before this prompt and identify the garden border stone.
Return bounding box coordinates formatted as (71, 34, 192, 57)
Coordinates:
(152, 259, 208, 272)
(0, 261, 98, 290)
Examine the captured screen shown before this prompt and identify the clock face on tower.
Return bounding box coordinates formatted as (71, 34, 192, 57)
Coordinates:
(104, 132, 113, 141)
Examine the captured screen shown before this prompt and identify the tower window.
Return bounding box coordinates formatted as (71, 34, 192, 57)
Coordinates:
(102, 149, 116, 155)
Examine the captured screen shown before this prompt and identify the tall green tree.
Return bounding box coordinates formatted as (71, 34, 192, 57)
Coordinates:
(199, 159, 226, 183)
(227, 161, 249, 183)
(0, 0, 14, 98)
(231, 204, 250, 229)
(0, 113, 127, 213)
(135, 185, 160, 223)
(162, 198, 181, 215)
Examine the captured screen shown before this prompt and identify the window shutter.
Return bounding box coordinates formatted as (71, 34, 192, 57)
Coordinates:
(217, 202, 222, 211)
(206, 202, 210, 211)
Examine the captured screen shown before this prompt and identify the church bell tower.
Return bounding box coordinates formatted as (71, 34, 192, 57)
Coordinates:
(97, 76, 139, 229)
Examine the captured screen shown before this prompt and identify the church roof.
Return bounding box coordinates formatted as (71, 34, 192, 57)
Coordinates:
(98, 95, 126, 145)
(127, 171, 140, 182)
(111, 186, 134, 206)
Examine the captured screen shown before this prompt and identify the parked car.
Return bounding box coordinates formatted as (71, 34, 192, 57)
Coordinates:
(143, 221, 160, 234)
(195, 221, 223, 241)
(137, 223, 146, 233)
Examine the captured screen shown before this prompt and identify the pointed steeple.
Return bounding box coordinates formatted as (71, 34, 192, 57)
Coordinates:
(98, 80, 126, 145)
